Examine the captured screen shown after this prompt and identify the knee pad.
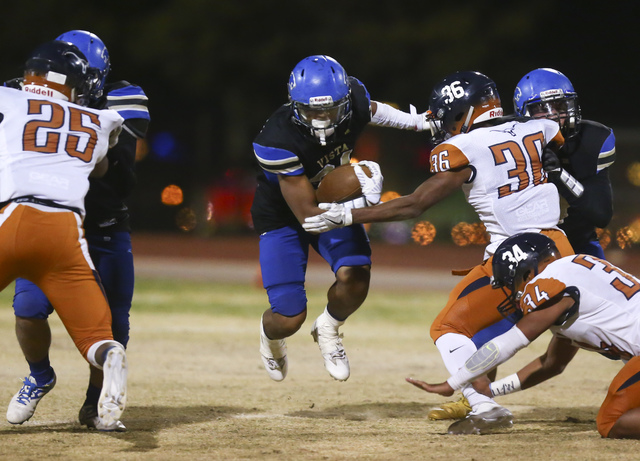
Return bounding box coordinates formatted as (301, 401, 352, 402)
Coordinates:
(13, 280, 53, 319)
(267, 283, 307, 317)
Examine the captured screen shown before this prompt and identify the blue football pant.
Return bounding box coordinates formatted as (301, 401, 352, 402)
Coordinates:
(259, 224, 371, 317)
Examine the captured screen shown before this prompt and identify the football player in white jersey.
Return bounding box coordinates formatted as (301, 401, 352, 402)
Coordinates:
(304, 71, 576, 434)
(0, 40, 127, 431)
(7, 30, 150, 432)
(408, 232, 640, 439)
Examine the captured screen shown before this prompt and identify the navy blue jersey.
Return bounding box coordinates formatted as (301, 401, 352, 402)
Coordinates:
(251, 77, 372, 234)
(83, 81, 150, 233)
(558, 119, 615, 250)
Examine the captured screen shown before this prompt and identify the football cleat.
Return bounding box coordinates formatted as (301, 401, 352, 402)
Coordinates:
(97, 346, 128, 431)
(6, 373, 57, 424)
(260, 319, 288, 381)
(447, 402, 513, 435)
(428, 395, 471, 420)
(311, 310, 350, 381)
(79, 403, 126, 432)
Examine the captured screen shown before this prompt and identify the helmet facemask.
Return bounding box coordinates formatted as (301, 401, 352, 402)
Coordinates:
(292, 94, 351, 146)
(525, 95, 581, 138)
(491, 234, 560, 319)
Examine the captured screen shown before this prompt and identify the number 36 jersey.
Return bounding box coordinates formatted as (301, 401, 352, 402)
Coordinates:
(429, 117, 565, 257)
(0, 86, 123, 217)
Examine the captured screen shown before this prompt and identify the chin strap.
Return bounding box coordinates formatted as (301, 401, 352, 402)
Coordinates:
(460, 105, 475, 134)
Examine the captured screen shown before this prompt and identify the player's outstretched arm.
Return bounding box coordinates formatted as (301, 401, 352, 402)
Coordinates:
(370, 101, 431, 131)
(516, 335, 578, 391)
(351, 168, 470, 224)
(407, 296, 577, 397)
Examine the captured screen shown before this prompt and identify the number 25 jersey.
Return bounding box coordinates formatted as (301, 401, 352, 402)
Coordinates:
(429, 117, 565, 258)
(0, 86, 123, 217)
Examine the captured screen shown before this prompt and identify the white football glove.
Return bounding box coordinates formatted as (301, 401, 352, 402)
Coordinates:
(409, 104, 430, 132)
(303, 203, 353, 234)
(353, 160, 383, 205)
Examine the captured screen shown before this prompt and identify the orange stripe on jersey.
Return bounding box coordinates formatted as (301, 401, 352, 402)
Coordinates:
(550, 129, 565, 148)
(520, 277, 567, 315)
(429, 143, 469, 173)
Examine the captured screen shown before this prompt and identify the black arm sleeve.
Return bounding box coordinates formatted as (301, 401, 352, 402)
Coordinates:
(102, 127, 137, 199)
(562, 169, 613, 229)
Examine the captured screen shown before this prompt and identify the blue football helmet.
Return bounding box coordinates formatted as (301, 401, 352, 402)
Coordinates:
(23, 40, 93, 105)
(427, 71, 503, 144)
(513, 68, 581, 138)
(288, 55, 351, 146)
(491, 232, 559, 317)
(56, 30, 110, 99)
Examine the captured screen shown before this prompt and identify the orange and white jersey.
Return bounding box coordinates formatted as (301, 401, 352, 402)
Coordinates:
(521, 255, 640, 360)
(0, 86, 123, 217)
(430, 118, 565, 257)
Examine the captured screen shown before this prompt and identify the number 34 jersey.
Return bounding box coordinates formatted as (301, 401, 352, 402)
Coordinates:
(0, 86, 123, 217)
(521, 254, 640, 361)
(429, 117, 565, 257)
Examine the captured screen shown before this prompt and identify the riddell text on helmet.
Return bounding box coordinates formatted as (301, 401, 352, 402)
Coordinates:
(24, 86, 56, 97)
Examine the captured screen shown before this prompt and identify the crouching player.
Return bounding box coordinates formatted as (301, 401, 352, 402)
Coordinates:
(408, 233, 640, 439)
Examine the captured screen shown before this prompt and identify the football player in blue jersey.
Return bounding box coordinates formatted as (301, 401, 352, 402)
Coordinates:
(253, 55, 430, 382)
(513, 68, 615, 258)
(7, 30, 149, 431)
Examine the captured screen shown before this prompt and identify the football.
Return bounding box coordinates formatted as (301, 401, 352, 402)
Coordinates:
(316, 164, 371, 203)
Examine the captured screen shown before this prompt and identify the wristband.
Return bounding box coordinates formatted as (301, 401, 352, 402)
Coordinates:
(549, 168, 584, 198)
(490, 373, 521, 397)
(344, 207, 353, 226)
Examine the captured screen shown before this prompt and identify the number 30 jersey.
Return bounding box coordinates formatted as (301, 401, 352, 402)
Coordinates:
(0, 86, 123, 217)
(520, 254, 640, 361)
(429, 117, 565, 257)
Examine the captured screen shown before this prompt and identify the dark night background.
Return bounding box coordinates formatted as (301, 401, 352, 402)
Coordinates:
(2, 1, 638, 248)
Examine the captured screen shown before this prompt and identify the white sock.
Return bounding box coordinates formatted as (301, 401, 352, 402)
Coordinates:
(324, 306, 345, 326)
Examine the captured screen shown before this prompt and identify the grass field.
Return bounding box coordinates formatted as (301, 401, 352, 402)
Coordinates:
(0, 276, 639, 460)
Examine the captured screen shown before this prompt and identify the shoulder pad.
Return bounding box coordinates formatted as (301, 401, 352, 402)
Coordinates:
(105, 81, 150, 121)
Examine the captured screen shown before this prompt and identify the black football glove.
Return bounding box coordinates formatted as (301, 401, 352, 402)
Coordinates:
(541, 147, 562, 173)
(542, 147, 584, 199)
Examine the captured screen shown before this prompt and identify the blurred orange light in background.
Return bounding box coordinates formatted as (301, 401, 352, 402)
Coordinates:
(411, 221, 436, 246)
(161, 184, 184, 206)
(451, 222, 489, 246)
(380, 191, 401, 203)
(596, 228, 611, 249)
(626, 162, 640, 187)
